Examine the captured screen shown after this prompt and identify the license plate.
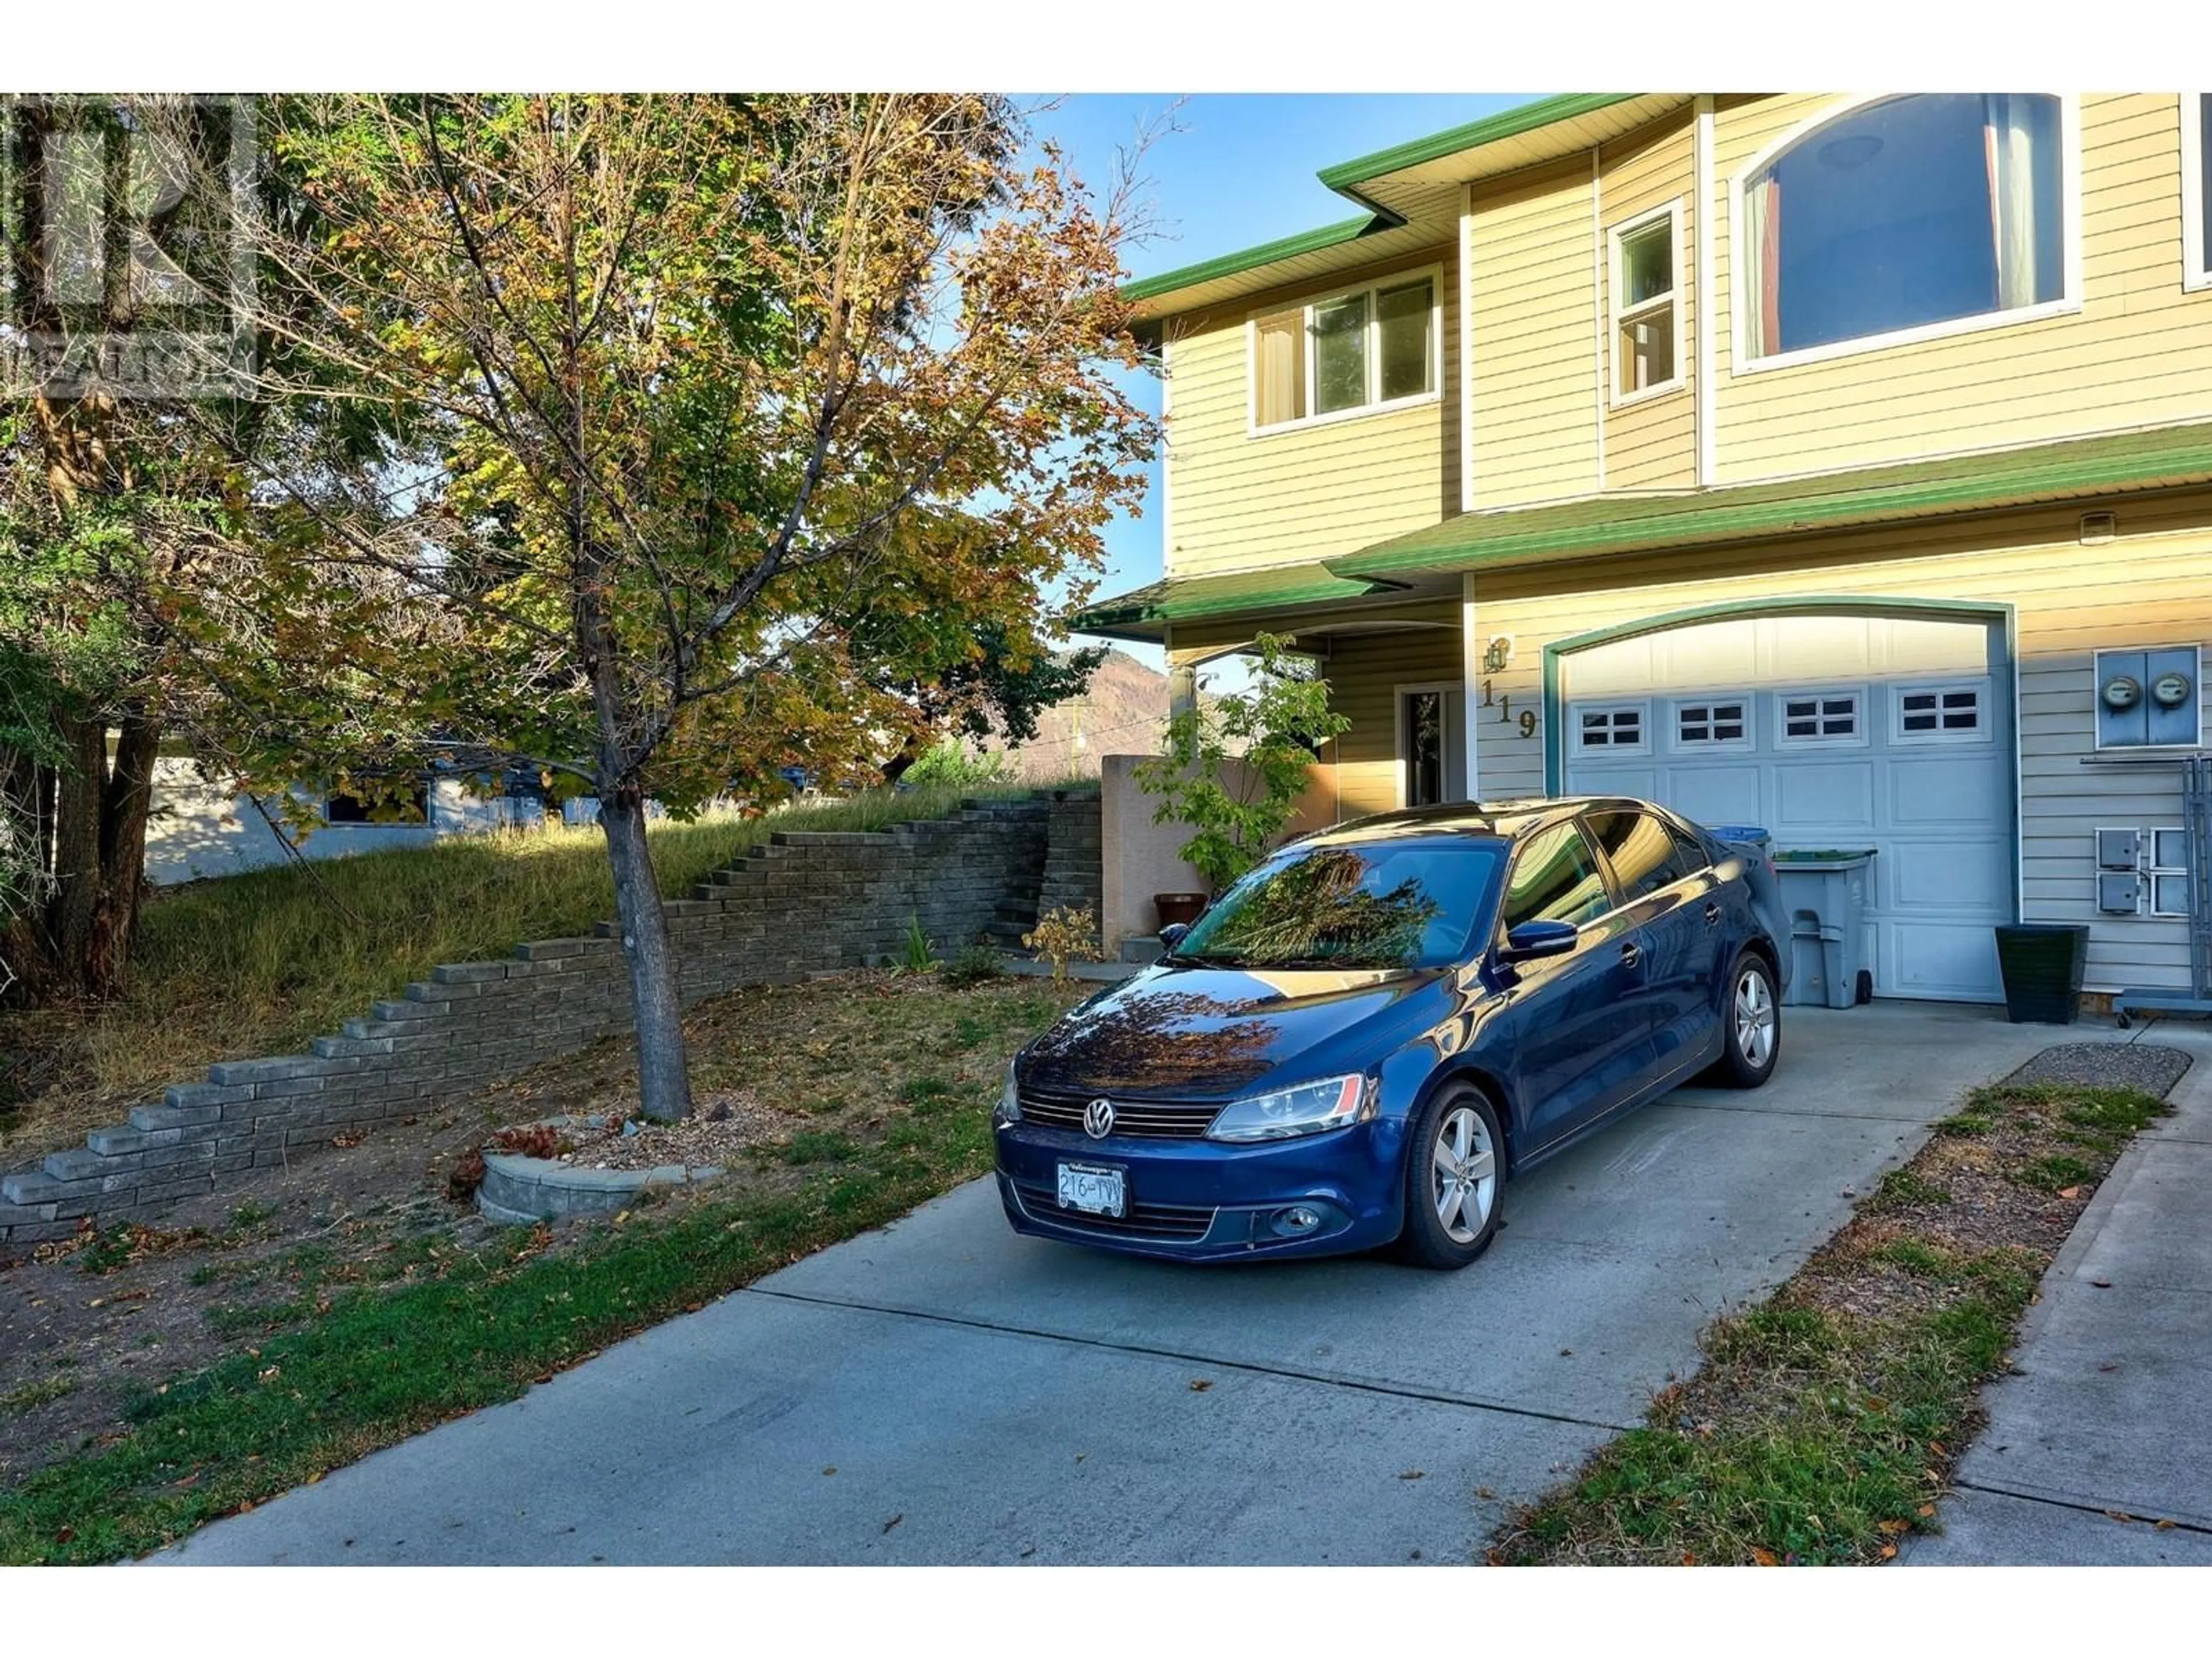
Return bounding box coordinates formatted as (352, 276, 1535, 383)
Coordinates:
(1056, 1161, 1126, 1218)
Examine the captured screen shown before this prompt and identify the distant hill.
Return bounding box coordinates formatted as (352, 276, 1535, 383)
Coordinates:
(987, 647, 1169, 781)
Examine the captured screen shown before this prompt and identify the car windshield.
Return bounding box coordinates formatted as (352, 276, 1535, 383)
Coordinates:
(1172, 836, 1505, 971)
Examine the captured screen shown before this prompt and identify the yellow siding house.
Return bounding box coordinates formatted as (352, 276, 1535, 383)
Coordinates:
(1080, 92, 2212, 1009)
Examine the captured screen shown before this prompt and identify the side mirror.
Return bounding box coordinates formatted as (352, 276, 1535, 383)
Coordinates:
(1499, 919, 1578, 962)
(1157, 922, 1191, 953)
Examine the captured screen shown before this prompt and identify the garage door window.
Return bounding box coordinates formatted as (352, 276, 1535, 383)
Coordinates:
(1778, 689, 1865, 746)
(1893, 681, 1989, 743)
(1673, 698, 1748, 748)
(1575, 703, 1647, 754)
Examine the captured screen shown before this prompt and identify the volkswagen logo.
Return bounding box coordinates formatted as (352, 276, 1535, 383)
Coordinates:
(1083, 1097, 1115, 1139)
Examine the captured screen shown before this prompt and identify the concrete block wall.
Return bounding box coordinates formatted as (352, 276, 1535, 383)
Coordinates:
(0, 796, 1055, 1245)
(1036, 789, 1103, 927)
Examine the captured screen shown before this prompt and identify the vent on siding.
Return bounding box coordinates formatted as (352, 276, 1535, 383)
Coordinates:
(2079, 510, 2118, 545)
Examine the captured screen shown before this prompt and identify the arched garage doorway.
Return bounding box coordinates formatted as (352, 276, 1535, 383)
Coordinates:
(1549, 599, 2017, 1003)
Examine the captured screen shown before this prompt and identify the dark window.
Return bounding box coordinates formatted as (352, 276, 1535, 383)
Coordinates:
(1667, 823, 1711, 876)
(1175, 838, 1503, 970)
(324, 779, 430, 825)
(1677, 700, 1747, 744)
(1743, 94, 2066, 359)
(1783, 692, 1860, 740)
(1900, 686, 1982, 736)
(1500, 822, 1611, 933)
(1405, 689, 1445, 808)
(1578, 706, 1643, 749)
(1585, 809, 1694, 903)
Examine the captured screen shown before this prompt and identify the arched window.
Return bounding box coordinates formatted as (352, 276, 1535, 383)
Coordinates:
(1741, 94, 2068, 362)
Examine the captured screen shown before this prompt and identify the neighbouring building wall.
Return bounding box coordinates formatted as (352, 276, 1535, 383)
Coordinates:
(1467, 492, 2212, 995)
(1, 799, 1056, 1245)
(1710, 93, 2212, 480)
(1161, 244, 1459, 577)
(143, 761, 540, 887)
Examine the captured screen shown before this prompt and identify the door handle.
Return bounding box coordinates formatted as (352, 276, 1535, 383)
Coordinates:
(1704, 903, 1722, 926)
(1620, 941, 1642, 969)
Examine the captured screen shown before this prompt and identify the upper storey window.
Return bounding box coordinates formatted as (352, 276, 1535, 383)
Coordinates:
(2185, 93, 2211, 291)
(1251, 271, 1437, 432)
(1740, 94, 2070, 365)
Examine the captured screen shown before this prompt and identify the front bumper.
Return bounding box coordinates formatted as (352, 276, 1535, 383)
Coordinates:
(993, 1117, 1408, 1263)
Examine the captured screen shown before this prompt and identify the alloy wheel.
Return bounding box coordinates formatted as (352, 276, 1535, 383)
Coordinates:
(1735, 967, 1777, 1069)
(1430, 1104, 1498, 1245)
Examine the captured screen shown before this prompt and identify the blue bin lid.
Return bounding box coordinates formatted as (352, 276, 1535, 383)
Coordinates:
(1709, 823, 1771, 842)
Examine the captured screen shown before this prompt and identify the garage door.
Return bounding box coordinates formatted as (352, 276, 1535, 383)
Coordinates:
(1561, 611, 2014, 1002)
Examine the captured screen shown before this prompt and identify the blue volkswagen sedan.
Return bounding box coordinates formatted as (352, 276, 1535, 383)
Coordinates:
(994, 797, 1785, 1270)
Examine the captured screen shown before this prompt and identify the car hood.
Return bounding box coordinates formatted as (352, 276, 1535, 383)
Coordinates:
(1020, 961, 1454, 1099)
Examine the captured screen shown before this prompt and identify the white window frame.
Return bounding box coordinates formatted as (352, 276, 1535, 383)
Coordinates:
(1571, 700, 1651, 757)
(1668, 694, 1751, 752)
(1729, 93, 2085, 376)
(1608, 200, 1687, 408)
(2184, 93, 2211, 293)
(1246, 264, 1444, 438)
(1891, 678, 1995, 746)
(1774, 686, 1869, 749)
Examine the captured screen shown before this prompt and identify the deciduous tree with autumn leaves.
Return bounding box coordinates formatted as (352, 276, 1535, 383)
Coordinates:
(155, 93, 1154, 1120)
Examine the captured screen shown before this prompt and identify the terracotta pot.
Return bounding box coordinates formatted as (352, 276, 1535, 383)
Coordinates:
(1152, 891, 1208, 931)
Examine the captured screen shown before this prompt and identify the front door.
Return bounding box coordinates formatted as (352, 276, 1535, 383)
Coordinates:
(1400, 683, 1467, 807)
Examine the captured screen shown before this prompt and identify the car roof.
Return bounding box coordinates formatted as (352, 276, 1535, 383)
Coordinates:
(1294, 795, 1679, 850)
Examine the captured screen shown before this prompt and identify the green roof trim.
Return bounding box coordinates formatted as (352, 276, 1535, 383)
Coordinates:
(1071, 563, 1402, 639)
(1120, 213, 1388, 304)
(1121, 93, 1649, 312)
(1315, 93, 1640, 193)
(1332, 423, 2212, 579)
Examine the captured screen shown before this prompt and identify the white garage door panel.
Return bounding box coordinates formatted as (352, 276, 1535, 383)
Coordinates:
(1888, 922, 2005, 999)
(1774, 762, 1877, 830)
(1564, 612, 2014, 1004)
(1888, 755, 2006, 824)
(1668, 766, 1762, 825)
(1887, 842, 2014, 911)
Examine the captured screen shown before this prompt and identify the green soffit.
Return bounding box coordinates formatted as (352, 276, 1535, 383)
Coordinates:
(1119, 94, 1642, 309)
(1333, 422, 2212, 579)
(1071, 563, 1402, 638)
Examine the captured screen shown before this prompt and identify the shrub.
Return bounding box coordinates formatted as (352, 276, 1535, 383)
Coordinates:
(1024, 904, 1099, 982)
(1132, 634, 1348, 893)
(898, 913, 940, 973)
(944, 942, 1005, 986)
(902, 739, 1014, 791)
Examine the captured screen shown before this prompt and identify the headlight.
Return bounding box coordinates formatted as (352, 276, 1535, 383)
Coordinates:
(1206, 1074, 1373, 1143)
(992, 1060, 1022, 1128)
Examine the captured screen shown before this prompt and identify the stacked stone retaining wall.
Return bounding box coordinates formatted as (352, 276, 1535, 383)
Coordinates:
(0, 795, 1056, 1245)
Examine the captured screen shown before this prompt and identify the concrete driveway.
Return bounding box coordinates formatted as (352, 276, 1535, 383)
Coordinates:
(166, 1003, 2059, 1566)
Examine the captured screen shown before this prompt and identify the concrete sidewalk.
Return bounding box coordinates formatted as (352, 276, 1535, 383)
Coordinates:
(1906, 1018, 2212, 1566)
(162, 1003, 2059, 1566)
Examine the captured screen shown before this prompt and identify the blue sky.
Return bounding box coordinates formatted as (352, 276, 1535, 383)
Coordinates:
(1028, 94, 1542, 666)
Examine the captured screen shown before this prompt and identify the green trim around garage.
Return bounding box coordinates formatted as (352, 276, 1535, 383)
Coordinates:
(1069, 564, 1407, 642)
(1336, 421, 2212, 582)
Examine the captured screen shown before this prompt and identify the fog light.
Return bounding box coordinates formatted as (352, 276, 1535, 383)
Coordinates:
(1272, 1206, 1323, 1237)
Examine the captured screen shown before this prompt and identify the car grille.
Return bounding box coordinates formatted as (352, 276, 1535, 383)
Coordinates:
(1017, 1082, 1221, 1140)
(1010, 1178, 1216, 1243)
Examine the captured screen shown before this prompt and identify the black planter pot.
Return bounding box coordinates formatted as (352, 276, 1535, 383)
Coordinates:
(1993, 923, 2090, 1025)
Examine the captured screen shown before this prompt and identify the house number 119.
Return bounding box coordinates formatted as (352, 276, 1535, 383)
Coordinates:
(1480, 680, 1537, 739)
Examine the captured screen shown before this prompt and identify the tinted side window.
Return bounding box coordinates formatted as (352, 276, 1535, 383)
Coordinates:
(1667, 823, 1711, 875)
(1586, 810, 1692, 903)
(1501, 823, 1611, 932)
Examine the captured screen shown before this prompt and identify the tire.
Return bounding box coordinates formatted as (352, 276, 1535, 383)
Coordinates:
(1393, 1082, 1505, 1270)
(1718, 949, 1782, 1089)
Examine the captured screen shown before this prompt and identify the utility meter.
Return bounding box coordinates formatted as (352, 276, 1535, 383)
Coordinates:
(2096, 647, 2201, 746)
(2101, 673, 2142, 711)
(2152, 670, 2194, 709)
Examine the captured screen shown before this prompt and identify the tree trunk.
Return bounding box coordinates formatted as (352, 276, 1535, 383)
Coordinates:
(598, 782, 692, 1122)
(89, 707, 161, 995)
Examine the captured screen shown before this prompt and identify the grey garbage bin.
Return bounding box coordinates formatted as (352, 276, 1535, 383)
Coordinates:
(1774, 850, 1877, 1009)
